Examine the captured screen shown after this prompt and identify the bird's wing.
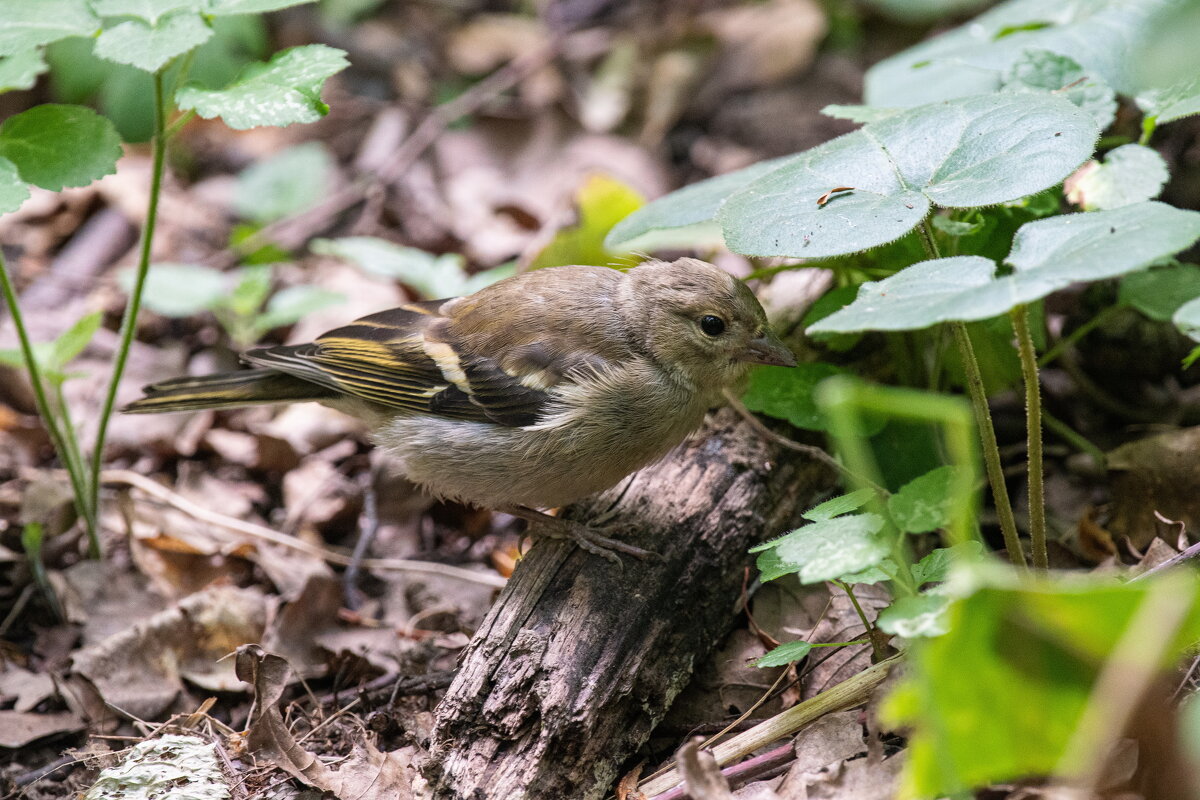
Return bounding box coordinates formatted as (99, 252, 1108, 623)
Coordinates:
(242, 301, 555, 427)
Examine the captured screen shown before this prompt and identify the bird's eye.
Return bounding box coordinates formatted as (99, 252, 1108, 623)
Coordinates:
(699, 315, 726, 336)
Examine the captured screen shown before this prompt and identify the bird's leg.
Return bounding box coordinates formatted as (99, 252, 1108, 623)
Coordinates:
(501, 505, 657, 566)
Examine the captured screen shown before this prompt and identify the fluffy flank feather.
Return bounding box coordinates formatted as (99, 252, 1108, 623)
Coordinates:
(122, 370, 335, 413)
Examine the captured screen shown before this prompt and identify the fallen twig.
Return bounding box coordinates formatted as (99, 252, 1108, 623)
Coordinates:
(100, 469, 507, 588)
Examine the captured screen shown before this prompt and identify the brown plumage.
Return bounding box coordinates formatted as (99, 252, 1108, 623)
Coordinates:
(125, 258, 795, 559)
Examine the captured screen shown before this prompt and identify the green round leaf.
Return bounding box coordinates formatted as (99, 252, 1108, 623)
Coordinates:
(719, 93, 1097, 258)
(876, 593, 952, 638)
(0, 0, 99, 57)
(175, 44, 348, 129)
(888, 465, 960, 534)
(864, 0, 1168, 107)
(768, 513, 888, 585)
(0, 158, 31, 214)
(1120, 264, 1200, 322)
(1003, 49, 1116, 129)
(0, 48, 49, 93)
(94, 12, 213, 73)
(812, 203, 1200, 333)
(0, 105, 122, 192)
(1065, 144, 1168, 211)
(741, 363, 844, 431)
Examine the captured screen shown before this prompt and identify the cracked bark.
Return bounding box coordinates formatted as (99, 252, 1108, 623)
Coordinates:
(423, 408, 834, 799)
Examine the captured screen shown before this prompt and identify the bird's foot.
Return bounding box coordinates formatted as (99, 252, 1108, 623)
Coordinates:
(502, 506, 658, 567)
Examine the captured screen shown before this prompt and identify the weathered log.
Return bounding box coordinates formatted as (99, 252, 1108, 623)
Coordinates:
(422, 408, 834, 800)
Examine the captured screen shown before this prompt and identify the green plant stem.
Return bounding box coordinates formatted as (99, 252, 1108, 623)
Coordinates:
(917, 221, 1025, 567)
(0, 254, 98, 546)
(834, 579, 890, 662)
(950, 321, 1027, 568)
(53, 382, 90, 505)
(1042, 409, 1107, 468)
(1037, 304, 1120, 368)
(88, 70, 168, 552)
(1010, 305, 1047, 569)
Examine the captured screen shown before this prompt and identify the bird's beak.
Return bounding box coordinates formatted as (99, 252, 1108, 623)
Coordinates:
(739, 331, 796, 367)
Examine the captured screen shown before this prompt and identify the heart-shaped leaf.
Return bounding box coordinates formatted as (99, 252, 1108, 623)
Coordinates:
(720, 93, 1096, 258)
(864, 0, 1168, 107)
(811, 202, 1200, 333)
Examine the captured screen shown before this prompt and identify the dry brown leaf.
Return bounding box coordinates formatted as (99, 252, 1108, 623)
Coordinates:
(1108, 427, 1200, 549)
(0, 710, 84, 748)
(237, 644, 417, 800)
(0, 665, 58, 712)
(679, 737, 735, 800)
(70, 584, 267, 720)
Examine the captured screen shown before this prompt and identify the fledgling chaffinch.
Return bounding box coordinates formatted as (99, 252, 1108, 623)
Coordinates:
(125, 258, 795, 560)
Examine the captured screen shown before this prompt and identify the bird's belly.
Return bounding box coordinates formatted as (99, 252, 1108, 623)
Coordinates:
(374, 406, 707, 510)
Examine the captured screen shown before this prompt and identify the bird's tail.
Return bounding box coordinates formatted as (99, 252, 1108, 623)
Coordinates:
(122, 370, 335, 414)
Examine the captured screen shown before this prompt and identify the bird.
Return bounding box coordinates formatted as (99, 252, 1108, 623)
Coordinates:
(124, 257, 796, 561)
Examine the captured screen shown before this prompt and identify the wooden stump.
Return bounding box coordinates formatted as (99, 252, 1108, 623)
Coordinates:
(423, 408, 834, 799)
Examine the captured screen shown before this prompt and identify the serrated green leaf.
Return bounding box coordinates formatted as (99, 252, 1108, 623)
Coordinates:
(1120, 264, 1200, 322)
(126, 263, 228, 317)
(0, 0, 99, 57)
(0, 158, 30, 214)
(604, 154, 792, 248)
(803, 488, 876, 522)
(755, 640, 814, 668)
(912, 542, 985, 586)
(0, 105, 122, 192)
(1065, 144, 1169, 211)
(888, 465, 959, 534)
(741, 363, 844, 432)
(755, 548, 793, 582)
(864, 0, 1171, 107)
(719, 93, 1096, 259)
(877, 593, 952, 638)
(255, 285, 343, 331)
(175, 44, 348, 129)
(1002, 49, 1116, 129)
(0, 48, 49, 93)
(234, 141, 332, 223)
(94, 12, 213, 73)
(206, 0, 318, 13)
(93, 0, 204, 24)
(811, 203, 1200, 333)
(763, 513, 888, 585)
